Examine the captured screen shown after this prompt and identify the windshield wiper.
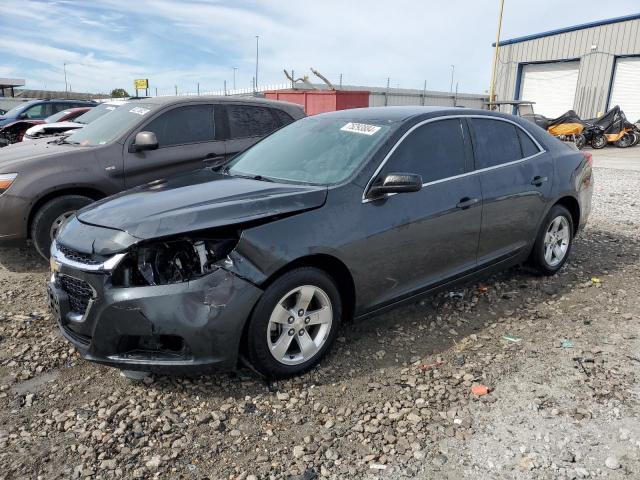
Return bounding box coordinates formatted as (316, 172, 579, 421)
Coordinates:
(54, 137, 80, 146)
(226, 170, 274, 182)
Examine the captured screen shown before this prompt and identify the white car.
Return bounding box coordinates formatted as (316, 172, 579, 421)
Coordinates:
(23, 101, 128, 140)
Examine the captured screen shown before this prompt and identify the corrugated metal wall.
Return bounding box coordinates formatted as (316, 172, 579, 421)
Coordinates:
(494, 17, 640, 118)
(368, 91, 486, 109)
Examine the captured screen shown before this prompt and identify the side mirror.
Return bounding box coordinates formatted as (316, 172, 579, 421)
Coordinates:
(367, 172, 422, 199)
(132, 131, 158, 152)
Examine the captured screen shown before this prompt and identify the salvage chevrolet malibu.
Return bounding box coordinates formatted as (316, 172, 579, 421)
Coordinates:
(47, 107, 593, 378)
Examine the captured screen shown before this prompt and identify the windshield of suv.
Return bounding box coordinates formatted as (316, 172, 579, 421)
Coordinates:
(65, 103, 156, 146)
(2, 102, 32, 117)
(226, 116, 393, 185)
(74, 103, 126, 125)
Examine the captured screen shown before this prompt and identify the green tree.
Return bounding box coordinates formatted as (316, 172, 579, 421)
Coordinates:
(110, 88, 129, 98)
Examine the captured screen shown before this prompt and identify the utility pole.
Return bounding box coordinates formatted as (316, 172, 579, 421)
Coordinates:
(489, 0, 506, 106)
(197, 82, 200, 95)
(385, 77, 390, 106)
(63, 63, 68, 97)
(255, 35, 259, 90)
(339, 73, 343, 89)
(233, 67, 238, 90)
(422, 80, 427, 106)
(450, 65, 455, 93)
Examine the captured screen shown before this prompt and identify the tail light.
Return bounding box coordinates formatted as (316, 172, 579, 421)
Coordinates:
(582, 151, 593, 166)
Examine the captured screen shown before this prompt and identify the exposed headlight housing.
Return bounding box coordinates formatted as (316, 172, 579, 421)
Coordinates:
(111, 235, 237, 287)
(0, 173, 18, 195)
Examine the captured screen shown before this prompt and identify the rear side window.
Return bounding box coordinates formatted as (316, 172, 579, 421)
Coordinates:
(383, 119, 466, 183)
(227, 105, 280, 138)
(517, 127, 540, 157)
(144, 104, 214, 147)
(469, 118, 522, 169)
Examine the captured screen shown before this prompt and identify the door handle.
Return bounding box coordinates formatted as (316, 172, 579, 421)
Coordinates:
(456, 197, 479, 209)
(531, 175, 548, 186)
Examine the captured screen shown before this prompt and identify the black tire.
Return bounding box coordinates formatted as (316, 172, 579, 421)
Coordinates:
(31, 195, 93, 259)
(614, 133, 633, 148)
(574, 134, 586, 150)
(591, 134, 607, 149)
(246, 267, 342, 378)
(529, 204, 574, 276)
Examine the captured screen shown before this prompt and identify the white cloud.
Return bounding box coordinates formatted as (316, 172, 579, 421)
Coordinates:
(2, 0, 640, 94)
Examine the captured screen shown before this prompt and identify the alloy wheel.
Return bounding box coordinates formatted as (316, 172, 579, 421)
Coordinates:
(543, 216, 570, 267)
(267, 285, 333, 366)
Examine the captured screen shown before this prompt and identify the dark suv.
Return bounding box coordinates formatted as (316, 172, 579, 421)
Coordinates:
(0, 99, 97, 128)
(0, 96, 304, 257)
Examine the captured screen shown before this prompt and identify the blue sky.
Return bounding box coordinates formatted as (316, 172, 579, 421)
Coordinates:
(1, 0, 639, 95)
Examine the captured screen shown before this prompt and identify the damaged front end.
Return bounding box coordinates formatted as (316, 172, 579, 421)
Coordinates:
(47, 226, 264, 374)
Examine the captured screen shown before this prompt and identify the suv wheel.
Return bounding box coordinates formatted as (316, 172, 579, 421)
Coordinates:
(246, 267, 341, 378)
(529, 204, 574, 275)
(31, 195, 93, 259)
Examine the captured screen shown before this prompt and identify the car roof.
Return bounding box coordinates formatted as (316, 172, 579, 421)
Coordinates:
(135, 95, 303, 110)
(313, 106, 519, 123)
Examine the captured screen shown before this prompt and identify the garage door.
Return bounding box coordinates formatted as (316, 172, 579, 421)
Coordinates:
(519, 62, 580, 118)
(609, 57, 640, 123)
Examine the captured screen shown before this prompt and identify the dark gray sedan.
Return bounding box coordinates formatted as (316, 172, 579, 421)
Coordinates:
(48, 107, 593, 378)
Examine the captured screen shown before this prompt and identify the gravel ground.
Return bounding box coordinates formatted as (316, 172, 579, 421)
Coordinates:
(0, 165, 639, 479)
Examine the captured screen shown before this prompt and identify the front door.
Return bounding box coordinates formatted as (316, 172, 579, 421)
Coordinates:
(353, 118, 483, 311)
(124, 103, 225, 187)
(467, 117, 553, 263)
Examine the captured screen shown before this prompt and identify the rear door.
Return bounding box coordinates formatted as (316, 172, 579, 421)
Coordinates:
(123, 103, 225, 187)
(355, 118, 482, 310)
(468, 117, 552, 263)
(224, 104, 285, 157)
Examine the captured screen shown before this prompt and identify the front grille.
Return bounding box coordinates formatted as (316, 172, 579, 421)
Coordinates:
(58, 244, 102, 266)
(59, 275, 94, 315)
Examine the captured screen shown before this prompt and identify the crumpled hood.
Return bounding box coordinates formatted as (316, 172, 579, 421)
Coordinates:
(26, 121, 83, 135)
(77, 168, 327, 240)
(0, 140, 78, 171)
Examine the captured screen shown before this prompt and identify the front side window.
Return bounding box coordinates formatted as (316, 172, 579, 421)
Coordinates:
(469, 118, 523, 169)
(381, 119, 467, 183)
(227, 105, 280, 138)
(227, 116, 393, 185)
(24, 104, 46, 119)
(143, 104, 214, 148)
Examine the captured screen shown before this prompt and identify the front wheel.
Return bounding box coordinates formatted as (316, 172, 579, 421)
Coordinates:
(30, 195, 93, 259)
(246, 267, 342, 378)
(591, 134, 607, 149)
(529, 205, 574, 275)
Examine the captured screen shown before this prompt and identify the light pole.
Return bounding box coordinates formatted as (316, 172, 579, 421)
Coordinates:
(233, 67, 238, 90)
(255, 35, 259, 91)
(489, 0, 506, 105)
(63, 63, 68, 96)
(450, 65, 455, 93)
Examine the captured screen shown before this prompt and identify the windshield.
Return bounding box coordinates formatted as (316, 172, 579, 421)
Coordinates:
(74, 102, 126, 125)
(226, 116, 393, 185)
(2, 102, 31, 117)
(65, 103, 155, 146)
(45, 109, 75, 123)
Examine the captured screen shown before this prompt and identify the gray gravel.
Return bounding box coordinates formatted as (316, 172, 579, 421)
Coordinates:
(0, 165, 639, 479)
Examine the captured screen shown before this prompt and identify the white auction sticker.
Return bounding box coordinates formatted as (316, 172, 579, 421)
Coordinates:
(129, 107, 150, 115)
(340, 122, 381, 135)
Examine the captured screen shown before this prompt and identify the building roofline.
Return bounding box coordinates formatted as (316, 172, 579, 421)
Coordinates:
(493, 13, 640, 47)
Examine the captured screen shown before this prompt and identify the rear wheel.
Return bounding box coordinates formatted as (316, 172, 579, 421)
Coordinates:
(529, 204, 574, 276)
(591, 134, 607, 149)
(31, 195, 93, 259)
(246, 267, 341, 378)
(615, 133, 633, 148)
(574, 134, 586, 150)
